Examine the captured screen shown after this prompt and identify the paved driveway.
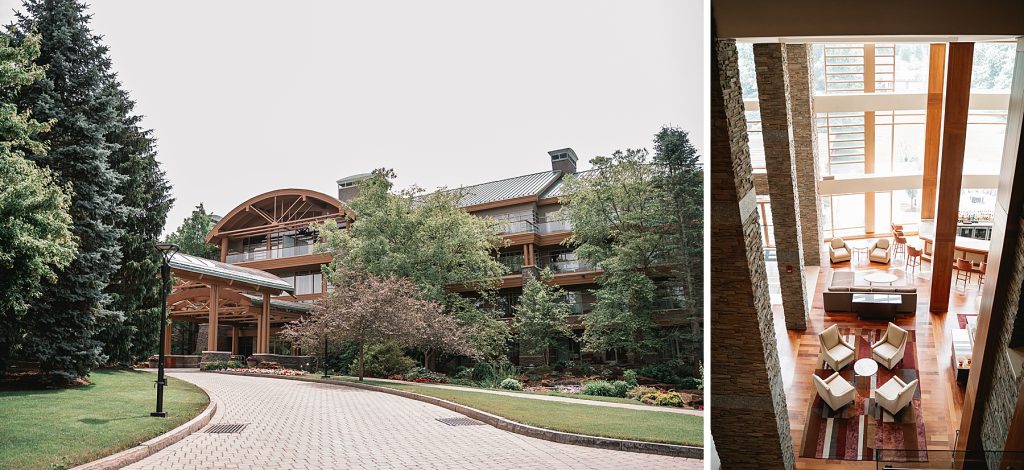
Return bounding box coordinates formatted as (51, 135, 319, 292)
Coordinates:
(127, 371, 700, 469)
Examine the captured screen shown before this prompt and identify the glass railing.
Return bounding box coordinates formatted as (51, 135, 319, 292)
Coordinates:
(537, 219, 572, 233)
(874, 449, 1024, 469)
(546, 260, 596, 273)
(226, 244, 314, 263)
(499, 220, 536, 234)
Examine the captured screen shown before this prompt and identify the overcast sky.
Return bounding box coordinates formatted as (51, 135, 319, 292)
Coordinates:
(0, 0, 704, 234)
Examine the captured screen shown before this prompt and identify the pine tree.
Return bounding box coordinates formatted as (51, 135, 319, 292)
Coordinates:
(0, 33, 77, 374)
(97, 85, 174, 365)
(11, 0, 126, 380)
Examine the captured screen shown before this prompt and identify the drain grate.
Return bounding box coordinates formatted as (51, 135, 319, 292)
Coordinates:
(205, 423, 247, 433)
(436, 417, 485, 427)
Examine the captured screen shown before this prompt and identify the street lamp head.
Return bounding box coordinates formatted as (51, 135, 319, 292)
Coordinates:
(154, 242, 179, 262)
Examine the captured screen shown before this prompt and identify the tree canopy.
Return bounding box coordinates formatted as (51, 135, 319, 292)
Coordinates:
(561, 148, 682, 357)
(314, 169, 511, 363)
(513, 269, 573, 367)
(166, 203, 219, 259)
(0, 33, 76, 373)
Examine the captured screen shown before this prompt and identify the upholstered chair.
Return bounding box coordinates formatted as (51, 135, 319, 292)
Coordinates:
(875, 376, 918, 415)
(819, 324, 855, 371)
(812, 372, 856, 411)
(871, 322, 908, 369)
(869, 238, 891, 264)
(829, 237, 852, 264)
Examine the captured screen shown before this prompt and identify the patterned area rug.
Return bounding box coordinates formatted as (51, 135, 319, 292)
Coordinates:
(800, 327, 927, 462)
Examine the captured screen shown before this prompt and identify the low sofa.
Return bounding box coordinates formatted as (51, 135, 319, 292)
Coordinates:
(822, 271, 916, 314)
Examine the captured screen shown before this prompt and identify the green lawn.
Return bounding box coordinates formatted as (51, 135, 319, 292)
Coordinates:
(333, 376, 702, 447)
(0, 369, 209, 470)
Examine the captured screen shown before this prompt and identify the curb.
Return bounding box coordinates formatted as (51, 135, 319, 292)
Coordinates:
(214, 370, 703, 460)
(71, 385, 218, 470)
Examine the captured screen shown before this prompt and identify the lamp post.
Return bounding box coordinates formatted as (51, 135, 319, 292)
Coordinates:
(152, 242, 179, 418)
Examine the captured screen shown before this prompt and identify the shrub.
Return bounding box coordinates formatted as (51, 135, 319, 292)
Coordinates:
(225, 360, 244, 369)
(472, 361, 521, 388)
(201, 361, 227, 371)
(405, 366, 449, 384)
(627, 386, 661, 400)
(622, 369, 638, 387)
(679, 376, 700, 390)
(581, 380, 617, 397)
(499, 378, 523, 391)
(575, 361, 594, 376)
(349, 342, 416, 378)
(454, 368, 474, 381)
(611, 380, 630, 398)
(625, 386, 687, 408)
(637, 363, 684, 385)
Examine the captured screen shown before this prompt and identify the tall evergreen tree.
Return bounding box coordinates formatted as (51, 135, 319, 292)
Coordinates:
(97, 85, 174, 365)
(0, 33, 77, 374)
(10, 0, 125, 380)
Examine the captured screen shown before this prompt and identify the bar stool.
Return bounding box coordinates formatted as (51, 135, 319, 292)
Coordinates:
(977, 261, 987, 289)
(906, 245, 922, 274)
(893, 234, 908, 260)
(891, 223, 904, 234)
(954, 258, 973, 289)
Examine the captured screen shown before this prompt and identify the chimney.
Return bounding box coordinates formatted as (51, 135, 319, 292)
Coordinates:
(548, 148, 578, 174)
(336, 173, 372, 202)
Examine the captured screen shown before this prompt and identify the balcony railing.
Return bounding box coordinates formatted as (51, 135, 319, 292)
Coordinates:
(654, 296, 686, 310)
(545, 259, 596, 273)
(499, 220, 535, 235)
(226, 244, 315, 263)
(537, 219, 572, 233)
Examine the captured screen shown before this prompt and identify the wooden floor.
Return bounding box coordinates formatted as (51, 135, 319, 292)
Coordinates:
(772, 245, 982, 469)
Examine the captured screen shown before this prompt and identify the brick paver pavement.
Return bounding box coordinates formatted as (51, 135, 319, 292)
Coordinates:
(127, 371, 701, 469)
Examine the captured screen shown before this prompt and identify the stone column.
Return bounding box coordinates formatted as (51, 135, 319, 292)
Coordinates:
(754, 43, 810, 330)
(710, 38, 795, 470)
(785, 43, 823, 267)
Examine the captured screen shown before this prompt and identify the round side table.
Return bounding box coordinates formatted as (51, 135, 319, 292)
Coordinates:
(854, 358, 878, 377)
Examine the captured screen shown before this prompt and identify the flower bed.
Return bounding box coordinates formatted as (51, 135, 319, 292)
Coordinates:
(231, 368, 306, 376)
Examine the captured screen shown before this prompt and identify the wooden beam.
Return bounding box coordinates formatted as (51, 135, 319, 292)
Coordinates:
(958, 37, 1024, 464)
(207, 285, 220, 351)
(220, 238, 228, 263)
(231, 326, 239, 355)
(921, 43, 947, 220)
(259, 292, 271, 353)
(929, 42, 974, 313)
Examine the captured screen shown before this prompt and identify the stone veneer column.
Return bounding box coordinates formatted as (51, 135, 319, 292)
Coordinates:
(754, 43, 810, 330)
(785, 43, 823, 267)
(711, 38, 795, 470)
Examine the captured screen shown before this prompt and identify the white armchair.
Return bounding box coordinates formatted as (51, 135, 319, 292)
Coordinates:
(818, 324, 855, 371)
(869, 238, 891, 264)
(812, 372, 856, 411)
(829, 237, 852, 264)
(872, 322, 908, 369)
(876, 376, 918, 415)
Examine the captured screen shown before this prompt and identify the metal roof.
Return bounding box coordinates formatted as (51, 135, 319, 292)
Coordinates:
(168, 253, 294, 293)
(240, 293, 313, 313)
(540, 170, 594, 199)
(453, 171, 561, 207)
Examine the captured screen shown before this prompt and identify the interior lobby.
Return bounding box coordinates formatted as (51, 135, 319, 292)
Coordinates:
(710, 1, 1024, 468)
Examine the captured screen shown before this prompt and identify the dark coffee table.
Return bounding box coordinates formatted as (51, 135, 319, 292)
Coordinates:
(852, 293, 901, 321)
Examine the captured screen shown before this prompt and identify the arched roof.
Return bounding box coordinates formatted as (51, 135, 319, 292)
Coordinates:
(206, 188, 352, 244)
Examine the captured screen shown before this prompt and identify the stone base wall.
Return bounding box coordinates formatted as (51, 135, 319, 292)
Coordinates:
(200, 351, 232, 366)
(148, 355, 201, 368)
